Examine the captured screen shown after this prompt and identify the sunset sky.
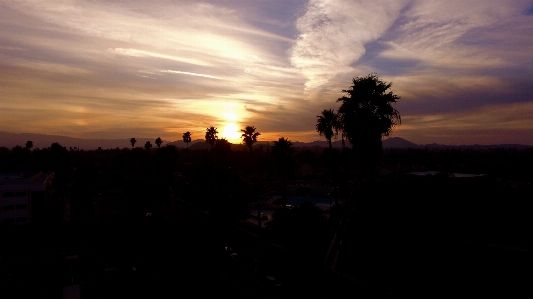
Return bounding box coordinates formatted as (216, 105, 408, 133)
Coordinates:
(1, 0, 533, 145)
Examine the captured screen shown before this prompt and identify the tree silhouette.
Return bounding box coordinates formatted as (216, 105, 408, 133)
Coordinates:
(155, 137, 163, 149)
(337, 73, 401, 172)
(144, 141, 152, 151)
(316, 109, 339, 150)
(215, 138, 232, 156)
(241, 126, 260, 155)
(272, 137, 294, 207)
(49, 142, 69, 172)
(130, 138, 137, 148)
(182, 131, 192, 162)
(25, 140, 33, 150)
(182, 131, 191, 149)
(205, 127, 218, 149)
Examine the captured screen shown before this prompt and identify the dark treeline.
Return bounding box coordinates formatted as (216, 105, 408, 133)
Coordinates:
(3, 142, 532, 182)
(2, 141, 532, 230)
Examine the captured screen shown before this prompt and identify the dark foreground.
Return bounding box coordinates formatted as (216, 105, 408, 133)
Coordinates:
(2, 214, 531, 298)
(1, 175, 532, 298)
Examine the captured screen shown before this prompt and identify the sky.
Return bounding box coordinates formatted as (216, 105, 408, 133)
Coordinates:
(1, 0, 533, 145)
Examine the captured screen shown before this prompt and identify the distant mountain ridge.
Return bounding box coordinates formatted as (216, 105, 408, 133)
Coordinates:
(0, 131, 531, 151)
(382, 137, 532, 150)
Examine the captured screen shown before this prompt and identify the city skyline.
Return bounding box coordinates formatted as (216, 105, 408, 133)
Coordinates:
(1, 0, 533, 145)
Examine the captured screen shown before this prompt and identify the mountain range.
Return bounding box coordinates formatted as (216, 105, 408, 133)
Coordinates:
(0, 131, 531, 151)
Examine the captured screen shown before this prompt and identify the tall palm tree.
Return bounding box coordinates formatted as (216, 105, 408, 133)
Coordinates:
(130, 138, 137, 148)
(241, 126, 260, 155)
(316, 109, 339, 150)
(205, 127, 218, 149)
(337, 73, 401, 173)
(155, 137, 163, 148)
(337, 74, 401, 147)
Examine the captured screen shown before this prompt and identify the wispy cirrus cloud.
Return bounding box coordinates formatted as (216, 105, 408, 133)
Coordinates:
(159, 70, 220, 80)
(110, 48, 213, 67)
(290, 0, 407, 89)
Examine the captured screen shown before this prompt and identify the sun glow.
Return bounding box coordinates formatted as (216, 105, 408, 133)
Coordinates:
(221, 123, 241, 143)
(222, 110, 238, 121)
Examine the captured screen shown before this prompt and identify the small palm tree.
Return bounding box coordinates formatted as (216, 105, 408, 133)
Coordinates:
(25, 140, 33, 150)
(205, 127, 218, 149)
(155, 137, 163, 148)
(130, 138, 137, 148)
(316, 109, 339, 150)
(182, 132, 192, 149)
(144, 141, 152, 151)
(183, 131, 192, 161)
(241, 126, 260, 155)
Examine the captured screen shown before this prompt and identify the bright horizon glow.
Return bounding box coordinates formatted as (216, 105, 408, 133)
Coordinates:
(221, 123, 241, 143)
(1, 1, 533, 145)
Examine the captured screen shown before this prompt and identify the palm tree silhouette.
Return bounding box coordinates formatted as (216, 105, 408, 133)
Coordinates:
(183, 131, 192, 161)
(205, 127, 218, 149)
(182, 132, 191, 149)
(241, 126, 260, 155)
(272, 137, 294, 208)
(25, 140, 33, 150)
(316, 109, 339, 150)
(130, 138, 137, 148)
(155, 137, 163, 149)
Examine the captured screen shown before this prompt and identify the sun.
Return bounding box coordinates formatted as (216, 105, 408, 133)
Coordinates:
(221, 123, 241, 143)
